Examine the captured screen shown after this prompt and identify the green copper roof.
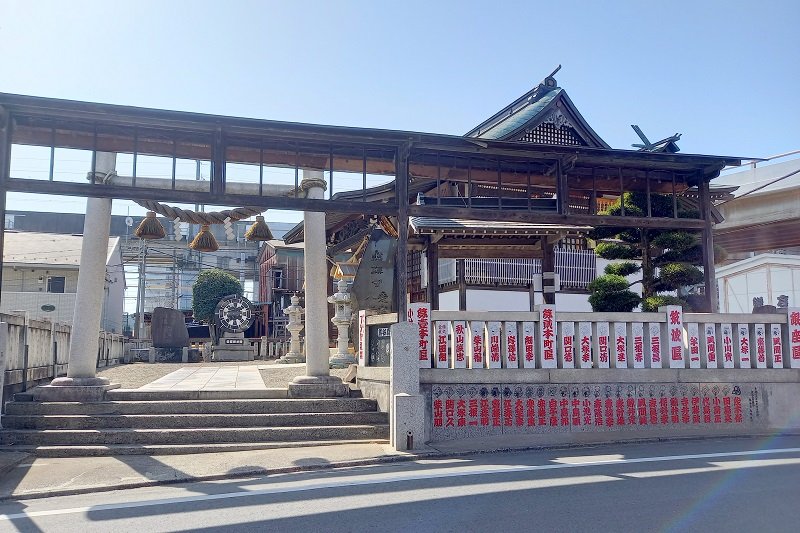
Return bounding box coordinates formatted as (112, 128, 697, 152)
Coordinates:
(473, 88, 562, 140)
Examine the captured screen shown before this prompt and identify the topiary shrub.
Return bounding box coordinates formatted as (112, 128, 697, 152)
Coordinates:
(604, 261, 641, 277)
(642, 295, 691, 312)
(192, 268, 243, 323)
(587, 274, 642, 312)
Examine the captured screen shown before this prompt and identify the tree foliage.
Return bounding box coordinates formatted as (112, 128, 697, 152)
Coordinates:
(192, 269, 243, 322)
(588, 192, 705, 312)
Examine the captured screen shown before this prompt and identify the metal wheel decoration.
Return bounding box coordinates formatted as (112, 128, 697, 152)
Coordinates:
(214, 295, 255, 333)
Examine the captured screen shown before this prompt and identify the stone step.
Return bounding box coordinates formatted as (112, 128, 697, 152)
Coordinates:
(3, 412, 389, 430)
(4, 398, 379, 416)
(106, 389, 289, 401)
(3, 439, 390, 457)
(0, 425, 389, 446)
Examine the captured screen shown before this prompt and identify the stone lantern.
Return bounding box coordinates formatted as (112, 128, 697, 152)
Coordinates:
(328, 277, 356, 368)
(278, 293, 305, 364)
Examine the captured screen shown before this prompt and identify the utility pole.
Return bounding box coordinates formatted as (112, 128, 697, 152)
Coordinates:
(135, 241, 148, 338)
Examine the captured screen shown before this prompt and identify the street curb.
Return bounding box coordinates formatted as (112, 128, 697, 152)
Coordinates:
(3, 431, 798, 501)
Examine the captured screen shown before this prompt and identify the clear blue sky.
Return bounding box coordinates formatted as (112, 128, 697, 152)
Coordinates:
(1, 0, 798, 215)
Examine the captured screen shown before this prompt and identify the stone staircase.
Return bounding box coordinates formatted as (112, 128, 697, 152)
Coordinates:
(0, 389, 389, 457)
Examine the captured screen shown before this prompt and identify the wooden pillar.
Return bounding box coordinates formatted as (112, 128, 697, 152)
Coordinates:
(395, 143, 411, 321)
(426, 238, 439, 310)
(457, 259, 467, 311)
(698, 176, 717, 312)
(556, 159, 568, 214)
(541, 238, 556, 305)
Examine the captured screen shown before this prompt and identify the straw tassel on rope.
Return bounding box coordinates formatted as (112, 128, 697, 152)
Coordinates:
(134, 211, 166, 240)
(244, 215, 274, 241)
(190, 224, 219, 252)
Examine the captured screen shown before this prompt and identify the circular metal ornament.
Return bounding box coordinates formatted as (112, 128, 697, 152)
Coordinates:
(214, 295, 255, 333)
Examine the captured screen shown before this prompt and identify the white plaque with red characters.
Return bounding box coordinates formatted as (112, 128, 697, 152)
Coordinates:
(504, 321, 519, 369)
(770, 323, 783, 368)
(452, 321, 467, 369)
(538, 305, 557, 369)
(753, 323, 767, 368)
(703, 323, 718, 369)
(358, 310, 367, 366)
(648, 322, 662, 368)
(595, 321, 610, 369)
(487, 321, 502, 369)
(408, 303, 431, 368)
(664, 305, 685, 369)
(522, 321, 536, 369)
(720, 323, 735, 369)
(687, 322, 701, 368)
(789, 308, 800, 368)
(737, 324, 752, 369)
(560, 321, 575, 369)
(469, 321, 485, 369)
(434, 321, 450, 369)
(613, 322, 628, 368)
(578, 322, 593, 368)
(631, 322, 645, 369)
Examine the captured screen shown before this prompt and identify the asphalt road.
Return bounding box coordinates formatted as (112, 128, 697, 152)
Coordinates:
(2, 435, 800, 533)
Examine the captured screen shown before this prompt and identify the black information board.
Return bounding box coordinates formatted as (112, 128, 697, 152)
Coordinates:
(368, 324, 391, 367)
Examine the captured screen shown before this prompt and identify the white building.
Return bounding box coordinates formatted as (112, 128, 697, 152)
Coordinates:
(1, 231, 125, 333)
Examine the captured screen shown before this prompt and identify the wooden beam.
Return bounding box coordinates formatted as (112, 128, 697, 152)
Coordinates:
(437, 237, 545, 248)
(4, 177, 399, 216)
(407, 204, 705, 230)
(438, 248, 541, 259)
(426, 238, 439, 310)
(457, 259, 467, 311)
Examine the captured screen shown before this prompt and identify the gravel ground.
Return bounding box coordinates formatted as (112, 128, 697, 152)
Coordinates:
(96, 360, 349, 389)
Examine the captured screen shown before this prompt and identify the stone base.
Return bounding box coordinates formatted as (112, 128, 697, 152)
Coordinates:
(288, 375, 349, 398)
(329, 352, 357, 369)
(32, 377, 120, 402)
(277, 351, 305, 364)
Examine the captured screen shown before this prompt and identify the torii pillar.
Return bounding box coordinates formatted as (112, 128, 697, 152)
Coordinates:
(34, 152, 120, 401)
(288, 170, 348, 397)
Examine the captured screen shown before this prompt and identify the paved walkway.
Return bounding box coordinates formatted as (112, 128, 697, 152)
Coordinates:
(138, 366, 267, 391)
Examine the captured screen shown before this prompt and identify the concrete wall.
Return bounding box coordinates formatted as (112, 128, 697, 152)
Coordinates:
(356, 366, 391, 413)
(420, 369, 800, 446)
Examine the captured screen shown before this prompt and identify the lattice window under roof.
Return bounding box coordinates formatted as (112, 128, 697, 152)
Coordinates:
(519, 122, 586, 146)
(407, 250, 425, 303)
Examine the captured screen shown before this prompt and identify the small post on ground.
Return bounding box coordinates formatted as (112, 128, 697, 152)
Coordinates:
(390, 321, 425, 451)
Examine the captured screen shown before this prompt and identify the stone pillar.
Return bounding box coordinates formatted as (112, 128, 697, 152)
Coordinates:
(329, 278, 356, 368)
(390, 322, 425, 451)
(35, 152, 119, 401)
(288, 171, 347, 397)
(277, 293, 305, 364)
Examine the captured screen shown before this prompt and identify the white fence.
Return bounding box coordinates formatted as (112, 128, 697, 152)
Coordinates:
(405, 305, 800, 370)
(432, 250, 596, 290)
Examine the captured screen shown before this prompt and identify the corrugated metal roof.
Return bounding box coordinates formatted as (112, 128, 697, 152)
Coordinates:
(409, 217, 591, 235)
(3, 231, 120, 266)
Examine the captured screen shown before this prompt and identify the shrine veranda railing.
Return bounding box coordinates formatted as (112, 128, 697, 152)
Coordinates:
(394, 305, 800, 370)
